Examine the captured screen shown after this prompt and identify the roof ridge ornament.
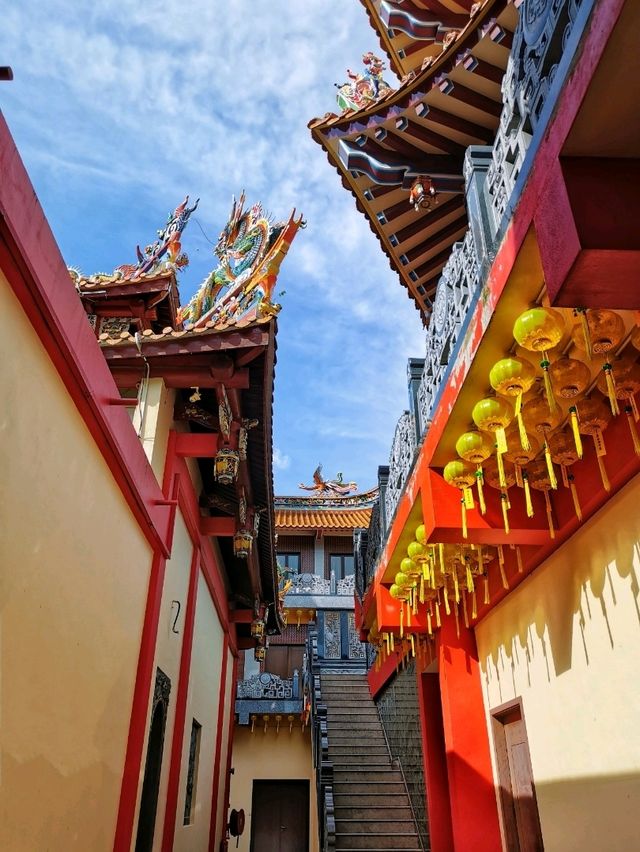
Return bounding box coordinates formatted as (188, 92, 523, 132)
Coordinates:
(178, 192, 305, 329)
(335, 52, 394, 113)
(298, 464, 359, 497)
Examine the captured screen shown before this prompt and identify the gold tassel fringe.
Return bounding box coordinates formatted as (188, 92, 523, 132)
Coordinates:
(569, 407, 583, 459)
(544, 490, 555, 539)
(544, 441, 558, 489)
(603, 365, 620, 416)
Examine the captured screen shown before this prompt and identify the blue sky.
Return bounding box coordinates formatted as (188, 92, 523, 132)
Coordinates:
(0, 0, 424, 494)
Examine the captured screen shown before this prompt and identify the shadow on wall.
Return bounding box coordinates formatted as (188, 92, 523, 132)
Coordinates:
(481, 475, 640, 689)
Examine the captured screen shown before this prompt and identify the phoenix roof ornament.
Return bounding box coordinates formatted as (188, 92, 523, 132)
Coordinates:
(298, 465, 358, 497)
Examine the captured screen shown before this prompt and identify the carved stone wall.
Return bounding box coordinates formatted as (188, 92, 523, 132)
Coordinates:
(385, 411, 417, 524)
(486, 0, 589, 233)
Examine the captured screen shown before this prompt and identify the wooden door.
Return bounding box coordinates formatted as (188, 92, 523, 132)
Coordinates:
(492, 701, 544, 852)
(250, 780, 309, 852)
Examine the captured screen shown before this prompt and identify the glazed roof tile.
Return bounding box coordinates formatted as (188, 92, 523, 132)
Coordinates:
(275, 507, 372, 530)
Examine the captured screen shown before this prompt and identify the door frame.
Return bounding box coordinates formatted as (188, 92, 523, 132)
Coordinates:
(491, 697, 544, 852)
(249, 779, 310, 852)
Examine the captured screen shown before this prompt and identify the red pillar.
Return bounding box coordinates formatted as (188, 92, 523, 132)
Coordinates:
(418, 672, 455, 852)
(438, 616, 501, 851)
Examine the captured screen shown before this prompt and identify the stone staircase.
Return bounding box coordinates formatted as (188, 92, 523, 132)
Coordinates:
(320, 673, 423, 851)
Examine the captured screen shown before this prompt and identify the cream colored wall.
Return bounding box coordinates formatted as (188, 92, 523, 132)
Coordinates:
(172, 572, 226, 852)
(476, 473, 640, 852)
(134, 378, 175, 484)
(229, 724, 319, 852)
(143, 510, 193, 852)
(0, 273, 153, 850)
(212, 646, 236, 850)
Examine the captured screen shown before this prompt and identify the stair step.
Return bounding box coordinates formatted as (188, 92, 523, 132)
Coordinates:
(334, 770, 403, 783)
(334, 781, 407, 795)
(334, 806, 414, 820)
(335, 834, 421, 850)
(336, 820, 418, 833)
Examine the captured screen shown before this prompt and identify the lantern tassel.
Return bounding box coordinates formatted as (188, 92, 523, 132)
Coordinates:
(443, 584, 450, 616)
(419, 574, 425, 604)
(466, 562, 474, 594)
(435, 600, 441, 628)
(544, 490, 556, 539)
(484, 575, 490, 605)
(454, 601, 460, 639)
(496, 449, 507, 490)
(462, 593, 469, 629)
(544, 441, 558, 490)
(523, 472, 534, 517)
(476, 467, 486, 514)
(410, 634, 415, 658)
(515, 390, 530, 452)
(578, 308, 593, 360)
(569, 407, 583, 459)
(631, 395, 639, 422)
(516, 546, 524, 574)
(501, 493, 510, 534)
(626, 406, 640, 456)
(412, 586, 418, 615)
(461, 499, 468, 539)
(472, 590, 478, 619)
(499, 560, 509, 590)
(596, 453, 611, 492)
(400, 605, 404, 638)
(390, 631, 395, 652)
(427, 611, 433, 636)
(603, 365, 620, 416)
(569, 477, 583, 521)
(541, 355, 557, 413)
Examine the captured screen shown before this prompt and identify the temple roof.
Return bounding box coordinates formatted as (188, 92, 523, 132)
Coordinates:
(309, 0, 517, 321)
(275, 506, 373, 531)
(359, 0, 480, 79)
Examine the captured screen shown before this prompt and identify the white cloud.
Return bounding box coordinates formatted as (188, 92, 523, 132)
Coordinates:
(0, 0, 425, 493)
(273, 448, 291, 471)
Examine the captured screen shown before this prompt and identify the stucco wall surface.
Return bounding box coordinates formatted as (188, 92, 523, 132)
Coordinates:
(0, 272, 152, 850)
(228, 724, 318, 852)
(476, 473, 640, 852)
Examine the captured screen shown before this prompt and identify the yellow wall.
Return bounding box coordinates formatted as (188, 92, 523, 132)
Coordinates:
(229, 724, 319, 852)
(173, 572, 226, 852)
(0, 273, 153, 850)
(212, 646, 236, 850)
(476, 473, 640, 852)
(140, 510, 193, 852)
(134, 378, 175, 485)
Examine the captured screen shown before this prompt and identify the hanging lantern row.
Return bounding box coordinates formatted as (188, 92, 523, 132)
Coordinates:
(409, 176, 439, 212)
(443, 306, 640, 539)
(214, 444, 240, 484)
(234, 528, 254, 559)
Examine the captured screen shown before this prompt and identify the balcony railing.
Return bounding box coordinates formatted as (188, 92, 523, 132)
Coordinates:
(235, 669, 306, 725)
(359, 0, 595, 599)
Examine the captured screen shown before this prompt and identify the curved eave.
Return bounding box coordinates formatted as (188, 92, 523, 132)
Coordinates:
(310, 0, 517, 323)
(359, 0, 477, 79)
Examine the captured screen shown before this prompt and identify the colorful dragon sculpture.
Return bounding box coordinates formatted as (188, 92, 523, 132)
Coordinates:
(178, 192, 305, 328)
(335, 52, 393, 112)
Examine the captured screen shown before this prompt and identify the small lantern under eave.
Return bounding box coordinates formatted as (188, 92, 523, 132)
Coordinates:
(251, 618, 265, 639)
(513, 307, 565, 411)
(254, 645, 266, 663)
(489, 356, 536, 451)
(443, 459, 476, 539)
(214, 445, 240, 484)
(410, 176, 438, 212)
(233, 528, 254, 559)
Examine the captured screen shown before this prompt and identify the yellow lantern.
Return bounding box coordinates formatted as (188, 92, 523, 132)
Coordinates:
(395, 571, 414, 590)
(521, 396, 562, 489)
(489, 357, 536, 451)
(549, 356, 591, 399)
(483, 457, 516, 534)
(415, 524, 427, 545)
(504, 429, 540, 518)
(456, 430, 493, 513)
(401, 557, 421, 578)
(576, 395, 612, 491)
(548, 429, 583, 520)
(233, 528, 254, 558)
(596, 358, 640, 454)
(571, 308, 624, 356)
(471, 397, 513, 492)
(214, 445, 240, 484)
(513, 307, 565, 412)
(526, 458, 557, 538)
(443, 459, 476, 539)
(389, 583, 409, 600)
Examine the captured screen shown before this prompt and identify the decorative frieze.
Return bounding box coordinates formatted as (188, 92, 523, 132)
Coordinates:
(237, 672, 295, 700)
(385, 411, 417, 524)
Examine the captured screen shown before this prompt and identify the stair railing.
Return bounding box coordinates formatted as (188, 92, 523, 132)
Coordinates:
(306, 628, 336, 852)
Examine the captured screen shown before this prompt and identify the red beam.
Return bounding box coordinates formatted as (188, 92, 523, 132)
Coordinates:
(200, 516, 236, 537)
(174, 432, 218, 458)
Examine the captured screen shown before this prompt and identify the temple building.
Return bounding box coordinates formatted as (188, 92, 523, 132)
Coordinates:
(228, 473, 377, 851)
(311, 1, 640, 851)
(0, 109, 304, 851)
